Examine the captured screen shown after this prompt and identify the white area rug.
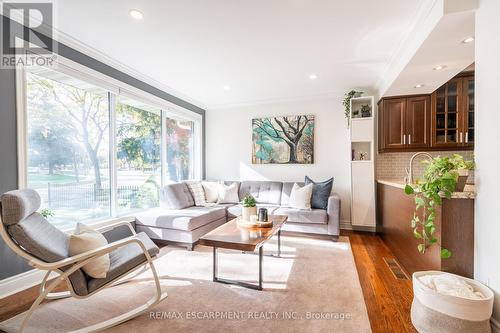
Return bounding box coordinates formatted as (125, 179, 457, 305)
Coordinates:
(0, 235, 371, 333)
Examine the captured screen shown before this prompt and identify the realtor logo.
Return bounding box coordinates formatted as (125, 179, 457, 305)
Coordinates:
(1, 2, 57, 68)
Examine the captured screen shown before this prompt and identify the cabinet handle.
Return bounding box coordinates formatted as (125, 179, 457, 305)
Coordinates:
(460, 132, 463, 143)
(408, 134, 411, 144)
(465, 132, 469, 143)
(403, 134, 406, 145)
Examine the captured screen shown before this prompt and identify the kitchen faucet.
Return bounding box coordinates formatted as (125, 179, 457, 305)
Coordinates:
(405, 152, 433, 184)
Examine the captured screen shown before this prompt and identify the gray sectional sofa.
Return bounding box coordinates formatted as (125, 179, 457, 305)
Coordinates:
(135, 180, 340, 250)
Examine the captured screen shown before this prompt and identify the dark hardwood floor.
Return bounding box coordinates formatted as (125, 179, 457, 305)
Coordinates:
(0, 231, 416, 333)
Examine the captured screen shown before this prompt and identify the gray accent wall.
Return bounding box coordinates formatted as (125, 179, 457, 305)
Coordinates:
(0, 15, 206, 279)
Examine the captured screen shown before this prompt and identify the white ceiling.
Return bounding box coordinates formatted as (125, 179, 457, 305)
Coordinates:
(53, 0, 424, 109)
(382, 7, 475, 97)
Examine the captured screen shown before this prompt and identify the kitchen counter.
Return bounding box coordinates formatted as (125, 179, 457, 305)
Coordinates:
(377, 179, 476, 199)
(377, 180, 474, 278)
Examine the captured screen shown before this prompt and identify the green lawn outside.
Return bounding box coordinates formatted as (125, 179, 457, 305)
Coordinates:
(28, 174, 82, 188)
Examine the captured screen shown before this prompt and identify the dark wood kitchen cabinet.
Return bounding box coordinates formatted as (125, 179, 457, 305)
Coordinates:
(378, 95, 430, 152)
(378, 73, 474, 153)
(430, 74, 474, 149)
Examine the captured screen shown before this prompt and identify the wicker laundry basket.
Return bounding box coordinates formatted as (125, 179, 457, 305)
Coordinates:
(411, 271, 494, 333)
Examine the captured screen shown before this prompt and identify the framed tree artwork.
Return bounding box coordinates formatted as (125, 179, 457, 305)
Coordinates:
(252, 115, 314, 164)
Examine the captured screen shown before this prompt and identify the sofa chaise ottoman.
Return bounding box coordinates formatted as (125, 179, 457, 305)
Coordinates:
(134, 180, 340, 250)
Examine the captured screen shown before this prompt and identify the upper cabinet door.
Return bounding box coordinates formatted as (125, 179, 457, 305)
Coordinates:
(431, 78, 463, 148)
(462, 76, 475, 147)
(405, 96, 430, 149)
(382, 98, 406, 150)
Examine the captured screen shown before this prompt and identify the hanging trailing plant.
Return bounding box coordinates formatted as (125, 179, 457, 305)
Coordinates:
(404, 154, 475, 259)
(342, 90, 363, 127)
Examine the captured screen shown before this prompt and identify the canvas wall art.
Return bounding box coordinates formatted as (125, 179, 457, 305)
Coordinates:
(252, 115, 314, 164)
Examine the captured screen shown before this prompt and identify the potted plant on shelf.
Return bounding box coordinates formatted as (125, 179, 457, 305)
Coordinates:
(404, 154, 475, 259)
(241, 195, 257, 222)
(361, 104, 371, 118)
(343, 90, 363, 127)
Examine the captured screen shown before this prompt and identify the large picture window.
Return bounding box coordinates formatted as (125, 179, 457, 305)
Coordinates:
(26, 69, 111, 228)
(165, 117, 194, 182)
(116, 98, 161, 214)
(20, 63, 202, 230)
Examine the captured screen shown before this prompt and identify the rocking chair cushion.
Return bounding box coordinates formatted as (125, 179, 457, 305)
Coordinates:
(0, 189, 41, 226)
(87, 232, 159, 293)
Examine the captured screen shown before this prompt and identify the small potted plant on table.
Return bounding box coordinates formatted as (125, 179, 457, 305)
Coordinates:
(241, 195, 257, 222)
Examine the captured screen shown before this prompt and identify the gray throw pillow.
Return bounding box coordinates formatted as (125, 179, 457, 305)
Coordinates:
(304, 176, 334, 210)
(160, 183, 195, 209)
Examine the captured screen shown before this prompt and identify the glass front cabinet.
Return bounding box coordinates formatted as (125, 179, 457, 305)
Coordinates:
(431, 74, 474, 149)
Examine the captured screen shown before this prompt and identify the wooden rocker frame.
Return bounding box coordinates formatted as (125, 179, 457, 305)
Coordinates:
(0, 219, 168, 333)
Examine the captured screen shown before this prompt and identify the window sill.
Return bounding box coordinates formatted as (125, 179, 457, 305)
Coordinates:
(59, 215, 137, 234)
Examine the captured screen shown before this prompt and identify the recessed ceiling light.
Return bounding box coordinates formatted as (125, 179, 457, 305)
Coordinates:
(433, 65, 446, 70)
(309, 73, 318, 80)
(462, 36, 475, 43)
(414, 84, 424, 88)
(223, 85, 231, 91)
(129, 9, 144, 20)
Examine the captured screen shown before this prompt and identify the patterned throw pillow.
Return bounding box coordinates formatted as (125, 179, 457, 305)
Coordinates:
(185, 181, 207, 206)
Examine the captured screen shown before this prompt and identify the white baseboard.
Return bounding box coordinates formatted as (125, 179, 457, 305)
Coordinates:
(492, 317, 500, 333)
(340, 220, 352, 230)
(0, 269, 56, 299)
(340, 220, 377, 233)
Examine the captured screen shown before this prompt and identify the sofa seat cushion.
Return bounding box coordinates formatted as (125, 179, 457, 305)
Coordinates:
(227, 204, 280, 218)
(273, 207, 327, 224)
(87, 232, 159, 293)
(135, 207, 226, 231)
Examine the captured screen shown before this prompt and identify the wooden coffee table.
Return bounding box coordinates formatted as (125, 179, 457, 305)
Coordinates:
(199, 215, 287, 290)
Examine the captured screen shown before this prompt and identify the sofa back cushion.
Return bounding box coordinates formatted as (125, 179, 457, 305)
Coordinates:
(239, 181, 283, 205)
(160, 183, 195, 209)
(280, 182, 305, 206)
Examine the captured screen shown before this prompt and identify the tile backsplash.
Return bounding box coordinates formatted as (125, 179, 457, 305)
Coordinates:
(376, 150, 475, 183)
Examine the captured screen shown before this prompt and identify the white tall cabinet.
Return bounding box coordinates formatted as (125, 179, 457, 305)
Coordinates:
(349, 96, 376, 229)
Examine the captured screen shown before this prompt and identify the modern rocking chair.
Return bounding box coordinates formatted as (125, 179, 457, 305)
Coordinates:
(0, 189, 168, 333)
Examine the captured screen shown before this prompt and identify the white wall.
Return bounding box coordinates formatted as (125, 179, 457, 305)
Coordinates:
(205, 97, 352, 224)
(475, 0, 500, 330)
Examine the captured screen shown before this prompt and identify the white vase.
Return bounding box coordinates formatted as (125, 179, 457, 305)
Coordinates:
(242, 206, 257, 222)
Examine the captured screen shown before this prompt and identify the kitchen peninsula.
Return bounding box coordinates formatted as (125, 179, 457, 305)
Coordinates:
(377, 179, 475, 278)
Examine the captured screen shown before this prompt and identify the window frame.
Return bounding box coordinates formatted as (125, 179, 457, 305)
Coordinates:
(16, 56, 203, 231)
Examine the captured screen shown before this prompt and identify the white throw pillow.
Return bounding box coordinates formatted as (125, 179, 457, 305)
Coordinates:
(288, 183, 313, 210)
(217, 182, 240, 204)
(202, 181, 219, 203)
(185, 181, 207, 206)
(69, 223, 110, 279)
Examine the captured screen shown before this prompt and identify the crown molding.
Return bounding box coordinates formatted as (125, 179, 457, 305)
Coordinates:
(207, 85, 377, 110)
(1, 5, 206, 110)
(207, 91, 341, 110)
(376, 0, 440, 95)
(51, 30, 205, 110)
